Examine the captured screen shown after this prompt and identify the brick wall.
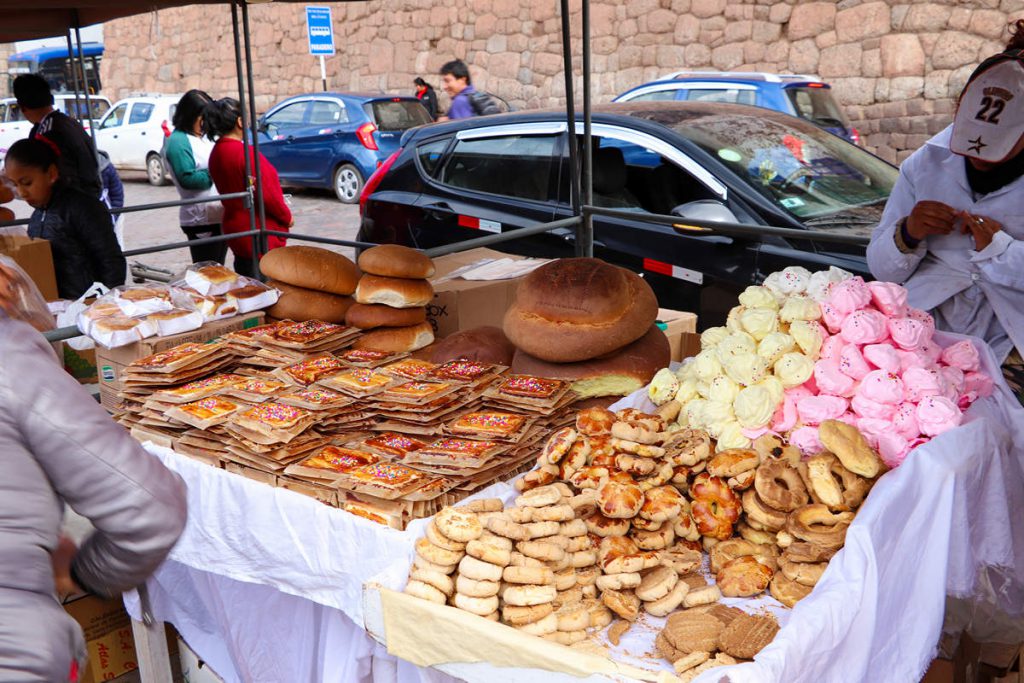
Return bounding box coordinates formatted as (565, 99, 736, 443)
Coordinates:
(103, 0, 1024, 163)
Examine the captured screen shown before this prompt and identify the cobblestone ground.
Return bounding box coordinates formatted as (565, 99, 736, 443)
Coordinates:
(10, 171, 362, 279)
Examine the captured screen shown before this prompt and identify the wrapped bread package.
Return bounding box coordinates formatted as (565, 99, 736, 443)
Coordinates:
(184, 262, 242, 296)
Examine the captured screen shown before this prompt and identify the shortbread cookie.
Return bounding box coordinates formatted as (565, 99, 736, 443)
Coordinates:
(415, 538, 463, 567)
(560, 519, 588, 537)
(478, 530, 514, 550)
(404, 579, 446, 604)
(718, 612, 779, 660)
(509, 551, 547, 568)
(412, 554, 457, 576)
(608, 619, 631, 646)
(601, 589, 641, 622)
(524, 521, 561, 539)
(517, 540, 566, 562)
(502, 602, 554, 626)
(503, 564, 555, 585)
(516, 484, 562, 508)
(635, 566, 678, 602)
(580, 584, 597, 599)
(673, 652, 711, 674)
(486, 515, 531, 541)
(554, 567, 578, 591)
(571, 550, 597, 568)
(644, 579, 689, 617)
(504, 583, 558, 606)
(682, 584, 721, 608)
(458, 554, 503, 582)
(455, 574, 500, 598)
(554, 585, 583, 609)
(662, 611, 722, 654)
(426, 521, 467, 552)
(532, 504, 575, 522)
(409, 567, 455, 597)
(506, 506, 533, 523)
(575, 566, 599, 587)
(435, 506, 483, 543)
(463, 498, 503, 513)
(555, 602, 590, 631)
(465, 539, 512, 567)
(453, 592, 499, 616)
(517, 612, 558, 636)
(545, 629, 587, 645)
(596, 572, 642, 591)
(583, 598, 614, 629)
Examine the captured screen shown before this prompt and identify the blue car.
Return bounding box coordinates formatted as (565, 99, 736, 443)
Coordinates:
(614, 71, 861, 145)
(257, 93, 433, 203)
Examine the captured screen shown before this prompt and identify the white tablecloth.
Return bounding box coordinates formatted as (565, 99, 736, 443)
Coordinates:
(124, 333, 1024, 683)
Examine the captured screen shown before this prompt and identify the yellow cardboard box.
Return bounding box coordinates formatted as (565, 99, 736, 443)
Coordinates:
(656, 308, 699, 363)
(0, 234, 58, 301)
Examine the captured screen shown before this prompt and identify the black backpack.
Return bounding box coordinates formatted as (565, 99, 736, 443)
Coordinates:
(469, 91, 503, 116)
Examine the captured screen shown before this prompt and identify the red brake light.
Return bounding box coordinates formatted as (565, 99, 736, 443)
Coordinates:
(161, 120, 171, 137)
(851, 127, 862, 146)
(360, 149, 400, 213)
(357, 122, 378, 150)
(806, 82, 826, 88)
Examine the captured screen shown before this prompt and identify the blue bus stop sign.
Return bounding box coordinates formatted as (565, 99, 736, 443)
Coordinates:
(306, 6, 335, 56)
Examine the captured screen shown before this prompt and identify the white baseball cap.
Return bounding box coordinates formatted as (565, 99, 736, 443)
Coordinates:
(951, 57, 1024, 163)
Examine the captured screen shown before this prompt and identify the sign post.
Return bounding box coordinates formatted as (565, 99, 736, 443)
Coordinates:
(305, 6, 335, 92)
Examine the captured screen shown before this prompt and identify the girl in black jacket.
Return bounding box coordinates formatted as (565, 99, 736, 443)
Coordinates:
(4, 137, 125, 299)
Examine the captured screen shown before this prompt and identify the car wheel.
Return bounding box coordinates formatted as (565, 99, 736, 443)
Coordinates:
(333, 164, 363, 204)
(146, 153, 167, 186)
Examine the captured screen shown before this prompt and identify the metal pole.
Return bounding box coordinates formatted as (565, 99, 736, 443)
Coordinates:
(580, 0, 593, 258)
(320, 55, 328, 92)
(231, 1, 259, 268)
(241, 0, 269, 263)
(72, 13, 97, 146)
(64, 32, 83, 119)
(558, 0, 580, 222)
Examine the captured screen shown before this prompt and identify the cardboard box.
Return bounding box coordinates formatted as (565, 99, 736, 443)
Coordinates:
(64, 344, 98, 385)
(63, 595, 139, 683)
(96, 312, 264, 411)
(657, 308, 699, 363)
(0, 234, 57, 301)
(427, 248, 542, 338)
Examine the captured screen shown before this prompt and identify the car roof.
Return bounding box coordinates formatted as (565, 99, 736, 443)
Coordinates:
(273, 92, 418, 104)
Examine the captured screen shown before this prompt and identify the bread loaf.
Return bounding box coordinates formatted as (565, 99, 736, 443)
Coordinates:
(259, 246, 360, 295)
(265, 280, 355, 323)
(503, 258, 658, 363)
(358, 244, 435, 279)
(429, 326, 516, 366)
(353, 321, 435, 353)
(511, 325, 670, 398)
(354, 275, 434, 308)
(345, 303, 426, 329)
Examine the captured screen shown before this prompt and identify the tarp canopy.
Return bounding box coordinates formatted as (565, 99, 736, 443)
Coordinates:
(0, 1, 366, 43)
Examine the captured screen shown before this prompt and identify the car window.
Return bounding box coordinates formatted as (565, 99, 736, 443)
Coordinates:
(627, 90, 678, 102)
(369, 101, 433, 131)
(6, 103, 25, 123)
(686, 89, 757, 105)
(785, 87, 849, 128)
(309, 100, 348, 125)
(129, 102, 154, 125)
(439, 134, 559, 201)
(101, 102, 128, 129)
(417, 138, 449, 178)
(266, 102, 309, 129)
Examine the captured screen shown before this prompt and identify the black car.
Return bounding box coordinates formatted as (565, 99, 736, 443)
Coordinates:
(358, 102, 898, 322)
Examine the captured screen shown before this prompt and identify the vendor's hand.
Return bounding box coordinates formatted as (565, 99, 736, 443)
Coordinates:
(51, 535, 82, 598)
(961, 212, 1002, 251)
(906, 201, 958, 241)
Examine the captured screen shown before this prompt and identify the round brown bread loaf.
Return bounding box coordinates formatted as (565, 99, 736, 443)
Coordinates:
(259, 246, 360, 295)
(345, 303, 426, 330)
(429, 326, 516, 366)
(511, 325, 670, 398)
(353, 321, 435, 353)
(354, 275, 434, 308)
(265, 280, 355, 323)
(503, 258, 658, 363)
(358, 245, 435, 279)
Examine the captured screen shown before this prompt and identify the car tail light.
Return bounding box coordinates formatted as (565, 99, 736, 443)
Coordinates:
(360, 149, 400, 214)
(357, 122, 378, 150)
(161, 120, 171, 137)
(851, 127, 862, 146)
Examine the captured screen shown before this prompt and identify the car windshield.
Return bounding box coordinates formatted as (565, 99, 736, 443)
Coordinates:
(369, 100, 433, 131)
(659, 108, 897, 221)
(784, 86, 849, 128)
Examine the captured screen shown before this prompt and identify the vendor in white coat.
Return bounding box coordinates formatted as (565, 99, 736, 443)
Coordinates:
(867, 26, 1024, 404)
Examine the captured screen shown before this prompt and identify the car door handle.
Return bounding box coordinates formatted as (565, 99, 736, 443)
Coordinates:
(286, 135, 295, 143)
(422, 202, 452, 212)
(140, 131, 146, 136)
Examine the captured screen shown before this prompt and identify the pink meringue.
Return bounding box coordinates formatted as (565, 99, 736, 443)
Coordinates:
(789, 426, 825, 455)
(897, 348, 931, 372)
(963, 371, 994, 398)
(906, 307, 936, 334)
(916, 396, 963, 436)
(829, 276, 872, 314)
(834, 411, 861, 427)
(877, 432, 911, 467)
(891, 402, 921, 440)
(840, 309, 890, 345)
(903, 367, 943, 403)
(863, 343, 902, 374)
(814, 360, 857, 397)
(851, 392, 898, 420)
(859, 370, 905, 405)
(921, 340, 943, 364)
(866, 281, 908, 317)
(838, 344, 873, 381)
(819, 335, 846, 362)
(940, 340, 981, 372)
(938, 366, 966, 399)
(855, 417, 891, 448)
(888, 317, 931, 351)
(769, 395, 799, 433)
(819, 302, 848, 334)
(797, 395, 849, 425)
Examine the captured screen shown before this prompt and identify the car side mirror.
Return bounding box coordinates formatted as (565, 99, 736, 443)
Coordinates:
(257, 119, 269, 134)
(670, 199, 739, 224)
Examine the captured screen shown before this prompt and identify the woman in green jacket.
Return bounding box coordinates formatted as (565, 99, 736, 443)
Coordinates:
(162, 89, 226, 264)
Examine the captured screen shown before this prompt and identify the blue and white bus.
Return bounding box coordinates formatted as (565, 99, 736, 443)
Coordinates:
(7, 42, 104, 95)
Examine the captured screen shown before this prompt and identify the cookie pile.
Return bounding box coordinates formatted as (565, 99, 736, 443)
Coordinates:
(656, 605, 779, 681)
(406, 504, 488, 608)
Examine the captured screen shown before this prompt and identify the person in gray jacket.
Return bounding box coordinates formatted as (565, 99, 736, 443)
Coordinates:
(0, 294, 187, 679)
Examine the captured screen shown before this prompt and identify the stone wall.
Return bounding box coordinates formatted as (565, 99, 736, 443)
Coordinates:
(103, 0, 1024, 163)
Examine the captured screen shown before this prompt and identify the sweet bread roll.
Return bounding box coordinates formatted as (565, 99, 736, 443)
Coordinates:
(353, 321, 434, 353)
(716, 556, 773, 598)
(355, 274, 434, 308)
(818, 419, 884, 479)
(504, 258, 658, 362)
(429, 326, 516, 366)
(345, 303, 426, 329)
(357, 244, 435, 279)
(259, 246, 360, 295)
(265, 280, 354, 323)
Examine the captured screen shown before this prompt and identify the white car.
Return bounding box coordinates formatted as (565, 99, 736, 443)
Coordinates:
(94, 94, 180, 185)
(0, 93, 111, 157)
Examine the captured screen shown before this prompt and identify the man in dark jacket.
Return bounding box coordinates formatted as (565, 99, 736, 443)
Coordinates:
(13, 74, 102, 197)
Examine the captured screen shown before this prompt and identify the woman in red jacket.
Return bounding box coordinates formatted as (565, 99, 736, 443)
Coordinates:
(205, 97, 291, 277)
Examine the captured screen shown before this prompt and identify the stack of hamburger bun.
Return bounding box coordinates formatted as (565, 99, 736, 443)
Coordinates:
(259, 246, 360, 323)
(349, 245, 436, 352)
(506, 258, 668, 398)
